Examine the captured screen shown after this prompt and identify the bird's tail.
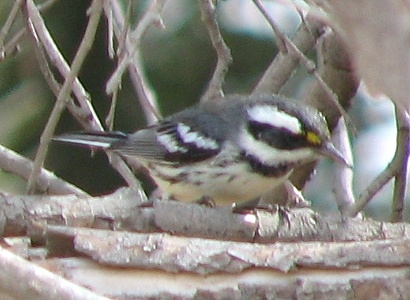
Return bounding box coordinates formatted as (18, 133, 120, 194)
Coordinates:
(53, 131, 127, 149)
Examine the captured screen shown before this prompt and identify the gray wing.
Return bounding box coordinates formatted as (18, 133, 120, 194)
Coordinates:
(110, 119, 223, 164)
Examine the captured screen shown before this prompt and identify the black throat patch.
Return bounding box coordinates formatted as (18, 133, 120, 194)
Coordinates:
(241, 152, 294, 177)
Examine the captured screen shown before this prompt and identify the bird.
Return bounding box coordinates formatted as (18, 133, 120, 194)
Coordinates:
(53, 94, 349, 205)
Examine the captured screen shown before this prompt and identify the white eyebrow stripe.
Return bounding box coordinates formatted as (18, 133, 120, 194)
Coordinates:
(247, 105, 302, 134)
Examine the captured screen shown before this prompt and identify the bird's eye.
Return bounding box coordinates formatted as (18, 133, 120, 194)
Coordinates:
(306, 131, 322, 145)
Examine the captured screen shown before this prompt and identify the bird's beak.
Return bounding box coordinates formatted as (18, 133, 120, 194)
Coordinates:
(318, 141, 352, 168)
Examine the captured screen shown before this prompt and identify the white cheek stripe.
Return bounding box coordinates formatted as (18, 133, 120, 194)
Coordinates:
(239, 131, 313, 164)
(247, 105, 302, 134)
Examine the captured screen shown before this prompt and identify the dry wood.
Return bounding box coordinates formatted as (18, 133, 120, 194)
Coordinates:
(2, 190, 410, 298)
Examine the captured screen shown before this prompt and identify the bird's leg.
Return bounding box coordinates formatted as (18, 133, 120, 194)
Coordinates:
(283, 181, 311, 208)
(231, 199, 292, 229)
(194, 196, 216, 208)
(138, 188, 175, 208)
(146, 188, 216, 207)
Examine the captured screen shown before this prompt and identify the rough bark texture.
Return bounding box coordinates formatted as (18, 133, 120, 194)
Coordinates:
(1, 188, 410, 299)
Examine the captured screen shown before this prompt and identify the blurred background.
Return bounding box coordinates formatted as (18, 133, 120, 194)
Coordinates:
(0, 0, 401, 220)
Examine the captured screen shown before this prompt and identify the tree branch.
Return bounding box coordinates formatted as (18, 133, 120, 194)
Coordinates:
(26, 0, 103, 194)
(198, 0, 232, 102)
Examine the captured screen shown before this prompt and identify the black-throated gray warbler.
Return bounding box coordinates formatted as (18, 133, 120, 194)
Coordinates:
(54, 94, 349, 204)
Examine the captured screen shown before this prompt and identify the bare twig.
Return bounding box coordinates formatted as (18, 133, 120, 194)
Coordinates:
(198, 0, 232, 102)
(0, 0, 23, 49)
(0, 0, 24, 61)
(281, 0, 329, 22)
(252, 0, 288, 53)
(350, 166, 395, 217)
(252, 6, 351, 130)
(268, 9, 353, 130)
(390, 107, 409, 222)
(289, 30, 358, 192)
(0, 144, 87, 196)
(105, 0, 164, 124)
(24, 0, 140, 191)
(36, 0, 60, 11)
(105, 0, 115, 59)
(27, 0, 104, 194)
(332, 118, 355, 216)
(104, 0, 129, 129)
(110, 151, 146, 190)
(0, 0, 59, 62)
(24, 0, 102, 131)
(105, 0, 162, 124)
(0, 27, 23, 62)
(348, 106, 409, 218)
(23, 3, 75, 116)
(105, 89, 118, 130)
(253, 13, 324, 94)
(252, 16, 358, 204)
(309, 63, 355, 134)
(347, 106, 409, 219)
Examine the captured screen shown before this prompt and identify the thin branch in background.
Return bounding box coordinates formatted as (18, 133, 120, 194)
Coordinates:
(252, 13, 324, 94)
(24, 14, 89, 130)
(23, 4, 97, 136)
(26, 0, 104, 194)
(116, 0, 133, 60)
(348, 105, 409, 218)
(255, 2, 352, 133)
(22, 0, 144, 191)
(198, 0, 232, 102)
(0, 27, 23, 62)
(252, 0, 288, 53)
(0, 0, 23, 49)
(0, 0, 60, 62)
(105, 89, 118, 130)
(254, 18, 358, 206)
(332, 118, 356, 216)
(390, 107, 409, 222)
(104, 0, 130, 130)
(106, 0, 115, 59)
(24, 0, 102, 131)
(23, 5, 64, 102)
(309, 63, 356, 135)
(349, 164, 395, 217)
(0, 144, 88, 196)
(36, 0, 60, 11)
(0, 0, 24, 61)
(282, 0, 329, 23)
(105, 0, 165, 125)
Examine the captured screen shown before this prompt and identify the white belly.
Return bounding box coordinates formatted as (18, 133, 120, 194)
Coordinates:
(149, 161, 291, 205)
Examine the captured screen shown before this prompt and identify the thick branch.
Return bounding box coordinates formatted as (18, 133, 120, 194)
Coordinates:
(0, 246, 109, 300)
(0, 144, 87, 197)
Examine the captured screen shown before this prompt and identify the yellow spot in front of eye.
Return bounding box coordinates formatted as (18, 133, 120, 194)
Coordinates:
(306, 131, 321, 145)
